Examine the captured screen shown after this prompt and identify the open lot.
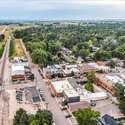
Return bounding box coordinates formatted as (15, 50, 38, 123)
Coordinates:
(14, 39, 25, 57)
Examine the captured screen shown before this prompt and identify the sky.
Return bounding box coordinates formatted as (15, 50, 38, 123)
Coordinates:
(1, 0, 125, 20)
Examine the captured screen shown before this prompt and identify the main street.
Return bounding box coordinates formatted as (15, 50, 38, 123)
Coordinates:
(21, 39, 72, 125)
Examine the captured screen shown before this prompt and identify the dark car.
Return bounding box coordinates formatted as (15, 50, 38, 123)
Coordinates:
(65, 113, 72, 118)
(90, 100, 96, 107)
(51, 93, 55, 98)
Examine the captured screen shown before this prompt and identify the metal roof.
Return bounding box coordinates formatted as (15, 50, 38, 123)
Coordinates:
(101, 114, 118, 125)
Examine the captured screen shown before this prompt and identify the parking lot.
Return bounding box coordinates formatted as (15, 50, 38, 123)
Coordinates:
(7, 87, 46, 125)
(93, 99, 124, 118)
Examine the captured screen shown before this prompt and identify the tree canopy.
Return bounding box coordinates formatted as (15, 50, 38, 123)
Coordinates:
(13, 108, 53, 125)
(14, 22, 125, 65)
(73, 108, 100, 125)
(113, 84, 125, 114)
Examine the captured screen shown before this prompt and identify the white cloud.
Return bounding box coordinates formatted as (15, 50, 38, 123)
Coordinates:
(26, 0, 125, 11)
(0, 0, 125, 20)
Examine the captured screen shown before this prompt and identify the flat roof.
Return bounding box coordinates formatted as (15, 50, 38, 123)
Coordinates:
(51, 79, 73, 93)
(105, 75, 124, 84)
(96, 73, 125, 86)
(65, 64, 78, 68)
(64, 89, 79, 97)
(11, 64, 25, 76)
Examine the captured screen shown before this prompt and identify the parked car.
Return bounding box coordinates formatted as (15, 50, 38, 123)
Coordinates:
(64, 112, 72, 118)
(90, 100, 96, 107)
(60, 105, 67, 111)
(51, 93, 55, 98)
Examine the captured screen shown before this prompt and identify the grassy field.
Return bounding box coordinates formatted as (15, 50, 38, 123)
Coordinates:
(14, 39, 25, 57)
(9, 25, 30, 59)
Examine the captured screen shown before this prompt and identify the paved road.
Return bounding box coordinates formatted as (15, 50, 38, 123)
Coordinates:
(21, 40, 71, 125)
(2, 37, 11, 85)
(32, 66, 71, 125)
(0, 27, 10, 85)
(0, 34, 11, 125)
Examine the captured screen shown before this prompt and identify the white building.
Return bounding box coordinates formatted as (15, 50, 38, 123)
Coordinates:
(51, 79, 80, 103)
(63, 64, 80, 75)
(11, 64, 25, 81)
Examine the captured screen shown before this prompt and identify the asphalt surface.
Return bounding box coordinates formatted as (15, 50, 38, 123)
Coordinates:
(0, 33, 10, 125)
(20, 40, 71, 125)
(32, 66, 71, 125)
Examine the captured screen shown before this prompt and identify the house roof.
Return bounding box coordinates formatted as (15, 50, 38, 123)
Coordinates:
(67, 77, 83, 90)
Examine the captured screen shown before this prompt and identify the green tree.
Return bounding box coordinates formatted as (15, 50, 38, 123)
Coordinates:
(0, 47, 4, 58)
(31, 48, 48, 67)
(79, 49, 90, 59)
(9, 39, 15, 58)
(118, 36, 125, 44)
(72, 45, 79, 57)
(14, 109, 53, 125)
(28, 110, 53, 125)
(13, 108, 28, 125)
(48, 41, 61, 54)
(85, 83, 94, 92)
(94, 49, 111, 61)
(46, 32, 57, 41)
(119, 99, 125, 115)
(29, 120, 39, 125)
(108, 60, 116, 68)
(85, 71, 95, 92)
(113, 83, 125, 100)
(0, 34, 5, 42)
(86, 71, 96, 84)
(113, 45, 125, 59)
(113, 84, 125, 115)
(73, 108, 100, 125)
